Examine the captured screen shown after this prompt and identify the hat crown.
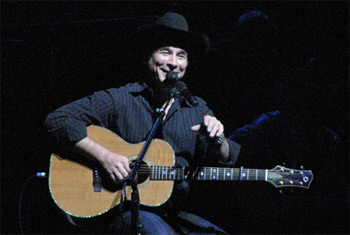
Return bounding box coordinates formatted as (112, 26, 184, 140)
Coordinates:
(156, 12, 189, 32)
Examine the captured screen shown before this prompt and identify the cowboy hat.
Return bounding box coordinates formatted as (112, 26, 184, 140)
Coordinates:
(134, 12, 209, 60)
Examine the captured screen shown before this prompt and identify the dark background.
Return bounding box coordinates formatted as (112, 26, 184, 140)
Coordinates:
(1, 1, 349, 234)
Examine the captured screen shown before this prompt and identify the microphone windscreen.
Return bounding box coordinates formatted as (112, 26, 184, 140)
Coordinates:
(166, 71, 179, 82)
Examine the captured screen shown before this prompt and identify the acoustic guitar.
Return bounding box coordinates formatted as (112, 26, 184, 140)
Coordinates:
(49, 126, 313, 218)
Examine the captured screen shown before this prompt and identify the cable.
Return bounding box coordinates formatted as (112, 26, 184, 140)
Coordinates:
(19, 172, 47, 235)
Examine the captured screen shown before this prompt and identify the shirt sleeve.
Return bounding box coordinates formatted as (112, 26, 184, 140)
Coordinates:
(218, 138, 241, 167)
(44, 89, 117, 148)
(194, 97, 241, 167)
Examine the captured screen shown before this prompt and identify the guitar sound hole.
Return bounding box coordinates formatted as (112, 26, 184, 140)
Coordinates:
(128, 160, 150, 185)
(101, 161, 150, 192)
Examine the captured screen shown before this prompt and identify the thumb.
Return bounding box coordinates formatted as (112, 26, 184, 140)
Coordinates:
(191, 124, 201, 132)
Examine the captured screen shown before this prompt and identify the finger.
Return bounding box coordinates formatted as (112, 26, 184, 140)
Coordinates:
(213, 121, 224, 136)
(123, 161, 132, 173)
(206, 118, 217, 132)
(191, 124, 201, 131)
(203, 115, 211, 126)
(216, 125, 224, 136)
(112, 170, 124, 182)
(209, 123, 220, 137)
(117, 165, 130, 179)
(109, 172, 116, 182)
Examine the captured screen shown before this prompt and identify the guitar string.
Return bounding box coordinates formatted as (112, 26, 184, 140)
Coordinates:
(135, 169, 299, 175)
(129, 167, 270, 176)
(133, 166, 301, 175)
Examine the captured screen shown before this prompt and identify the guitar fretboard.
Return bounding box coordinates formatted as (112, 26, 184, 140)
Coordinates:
(149, 166, 267, 181)
(150, 166, 185, 180)
(196, 167, 267, 181)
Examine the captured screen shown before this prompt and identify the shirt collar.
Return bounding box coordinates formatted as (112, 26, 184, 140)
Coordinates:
(128, 81, 194, 108)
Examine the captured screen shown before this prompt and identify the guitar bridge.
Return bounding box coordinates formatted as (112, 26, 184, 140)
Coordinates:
(93, 169, 102, 192)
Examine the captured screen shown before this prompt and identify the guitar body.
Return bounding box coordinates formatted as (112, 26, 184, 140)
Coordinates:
(49, 125, 175, 218)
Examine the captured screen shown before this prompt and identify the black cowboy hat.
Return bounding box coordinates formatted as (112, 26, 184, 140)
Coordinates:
(134, 12, 210, 60)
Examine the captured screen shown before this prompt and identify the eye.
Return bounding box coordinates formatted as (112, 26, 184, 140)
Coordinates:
(178, 54, 188, 60)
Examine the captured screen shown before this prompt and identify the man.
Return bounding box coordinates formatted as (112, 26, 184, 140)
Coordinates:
(45, 12, 240, 234)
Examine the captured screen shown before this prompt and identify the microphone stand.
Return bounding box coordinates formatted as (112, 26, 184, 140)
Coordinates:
(125, 92, 175, 234)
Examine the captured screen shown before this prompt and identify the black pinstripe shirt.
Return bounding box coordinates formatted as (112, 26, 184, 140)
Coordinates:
(45, 82, 240, 166)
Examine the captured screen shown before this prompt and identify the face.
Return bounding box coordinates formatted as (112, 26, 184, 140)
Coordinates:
(147, 46, 189, 84)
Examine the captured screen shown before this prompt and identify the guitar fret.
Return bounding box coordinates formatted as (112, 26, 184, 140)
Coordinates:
(153, 166, 156, 179)
(154, 166, 157, 180)
(224, 168, 230, 180)
(153, 166, 156, 180)
(240, 168, 245, 180)
(160, 166, 162, 179)
(158, 166, 160, 180)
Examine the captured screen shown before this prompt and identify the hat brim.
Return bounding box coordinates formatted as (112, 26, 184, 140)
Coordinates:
(134, 23, 209, 59)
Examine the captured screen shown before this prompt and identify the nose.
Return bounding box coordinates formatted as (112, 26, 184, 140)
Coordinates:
(167, 54, 178, 70)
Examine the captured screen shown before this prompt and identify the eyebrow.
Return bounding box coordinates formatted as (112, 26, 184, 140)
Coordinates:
(158, 47, 188, 55)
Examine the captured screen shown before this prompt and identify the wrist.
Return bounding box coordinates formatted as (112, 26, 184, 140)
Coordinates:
(208, 133, 225, 147)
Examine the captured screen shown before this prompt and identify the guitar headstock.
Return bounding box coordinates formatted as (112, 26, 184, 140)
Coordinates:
(267, 165, 313, 189)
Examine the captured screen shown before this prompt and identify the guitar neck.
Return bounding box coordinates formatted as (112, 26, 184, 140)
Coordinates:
(150, 166, 267, 182)
(195, 167, 267, 181)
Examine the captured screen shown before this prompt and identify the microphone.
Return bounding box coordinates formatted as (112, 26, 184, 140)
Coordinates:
(175, 81, 198, 107)
(166, 71, 179, 83)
